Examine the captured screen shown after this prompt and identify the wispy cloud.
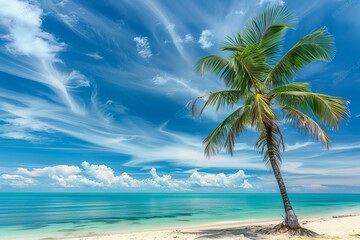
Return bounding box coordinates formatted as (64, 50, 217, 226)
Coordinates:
(85, 52, 104, 60)
(0, 0, 88, 113)
(57, 12, 78, 28)
(259, 0, 285, 5)
(234, 10, 246, 15)
(152, 74, 203, 97)
(0, 114, 51, 142)
(330, 144, 360, 151)
(138, 1, 191, 63)
(285, 141, 315, 151)
(133, 36, 153, 59)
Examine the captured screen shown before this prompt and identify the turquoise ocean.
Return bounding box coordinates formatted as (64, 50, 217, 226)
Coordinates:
(1, 193, 360, 240)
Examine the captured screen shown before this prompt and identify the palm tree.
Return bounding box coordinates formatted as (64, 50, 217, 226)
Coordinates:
(191, 6, 348, 232)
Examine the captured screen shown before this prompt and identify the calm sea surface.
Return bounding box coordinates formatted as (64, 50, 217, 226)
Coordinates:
(1, 193, 359, 240)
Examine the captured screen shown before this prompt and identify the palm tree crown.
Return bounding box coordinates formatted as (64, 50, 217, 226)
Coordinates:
(192, 5, 349, 230)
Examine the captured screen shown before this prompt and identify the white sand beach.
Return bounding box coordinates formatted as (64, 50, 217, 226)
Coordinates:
(69, 214, 360, 240)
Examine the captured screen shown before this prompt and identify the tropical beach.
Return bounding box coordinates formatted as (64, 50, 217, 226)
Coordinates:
(0, 0, 359, 240)
(70, 215, 360, 240)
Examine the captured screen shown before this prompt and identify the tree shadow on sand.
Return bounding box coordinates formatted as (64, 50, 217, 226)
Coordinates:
(182, 224, 320, 240)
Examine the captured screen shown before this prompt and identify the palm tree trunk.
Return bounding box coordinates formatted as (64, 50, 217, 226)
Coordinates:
(265, 125, 300, 229)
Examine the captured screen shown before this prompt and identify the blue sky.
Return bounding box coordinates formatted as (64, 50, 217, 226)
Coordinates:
(0, 0, 359, 192)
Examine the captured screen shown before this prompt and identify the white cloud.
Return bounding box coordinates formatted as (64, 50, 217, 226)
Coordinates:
(82, 161, 136, 186)
(241, 179, 253, 189)
(51, 174, 103, 187)
(285, 141, 315, 151)
(58, 0, 69, 8)
(133, 36, 153, 59)
(184, 34, 194, 43)
(0, 131, 40, 142)
(66, 70, 90, 88)
(1, 162, 251, 190)
(234, 10, 246, 15)
(2, 118, 49, 132)
(166, 24, 183, 43)
(0, 174, 34, 187)
(0, 0, 63, 59)
(15, 164, 100, 187)
(149, 168, 186, 189)
(85, 52, 104, 60)
(0, 116, 50, 142)
(17, 165, 82, 177)
(57, 12, 78, 28)
(152, 75, 169, 85)
(0, 0, 87, 113)
(259, 0, 285, 5)
(188, 170, 248, 188)
(303, 184, 328, 190)
(139, 1, 191, 62)
(198, 30, 214, 49)
(151, 74, 202, 97)
(330, 144, 360, 151)
(165, 25, 194, 44)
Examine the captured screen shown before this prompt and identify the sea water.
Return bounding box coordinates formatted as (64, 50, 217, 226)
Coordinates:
(1, 193, 359, 240)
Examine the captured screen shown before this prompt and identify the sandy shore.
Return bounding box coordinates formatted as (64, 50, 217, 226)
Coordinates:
(70, 214, 360, 240)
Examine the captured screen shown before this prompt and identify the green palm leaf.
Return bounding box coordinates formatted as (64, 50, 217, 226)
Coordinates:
(282, 106, 330, 147)
(222, 33, 245, 52)
(268, 82, 310, 95)
(242, 5, 297, 46)
(224, 105, 251, 155)
(203, 106, 250, 157)
(274, 91, 348, 129)
(267, 27, 335, 87)
(191, 90, 245, 117)
(195, 55, 229, 76)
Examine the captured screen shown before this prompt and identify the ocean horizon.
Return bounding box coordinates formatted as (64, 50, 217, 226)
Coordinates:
(1, 193, 360, 240)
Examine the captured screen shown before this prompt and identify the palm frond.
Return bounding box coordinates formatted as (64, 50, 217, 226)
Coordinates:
(194, 54, 252, 91)
(203, 106, 250, 157)
(267, 27, 335, 87)
(268, 82, 310, 96)
(282, 106, 330, 147)
(224, 105, 252, 155)
(190, 90, 245, 117)
(274, 91, 348, 129)
(251, 93, 278, 130)
(222, 33, 245, 52)
(242, 5, 297, 46)
(259, 24, 293, 64)
(189, 93, 210, 117)
(195, 55, 229, 76)
(236, 49, 269, 90)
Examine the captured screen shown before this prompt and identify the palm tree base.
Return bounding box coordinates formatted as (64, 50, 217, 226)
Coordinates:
(285, 209, 301, 228)
(257, 222, 319, 237)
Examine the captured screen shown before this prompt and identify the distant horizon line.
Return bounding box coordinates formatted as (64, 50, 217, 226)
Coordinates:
(1, 192, 359, 194)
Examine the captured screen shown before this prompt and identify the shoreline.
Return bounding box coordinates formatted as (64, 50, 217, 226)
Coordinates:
(67, 213, 360, 240)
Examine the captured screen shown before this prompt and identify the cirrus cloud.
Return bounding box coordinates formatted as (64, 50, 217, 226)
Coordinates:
(133, 36, 153, 59)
